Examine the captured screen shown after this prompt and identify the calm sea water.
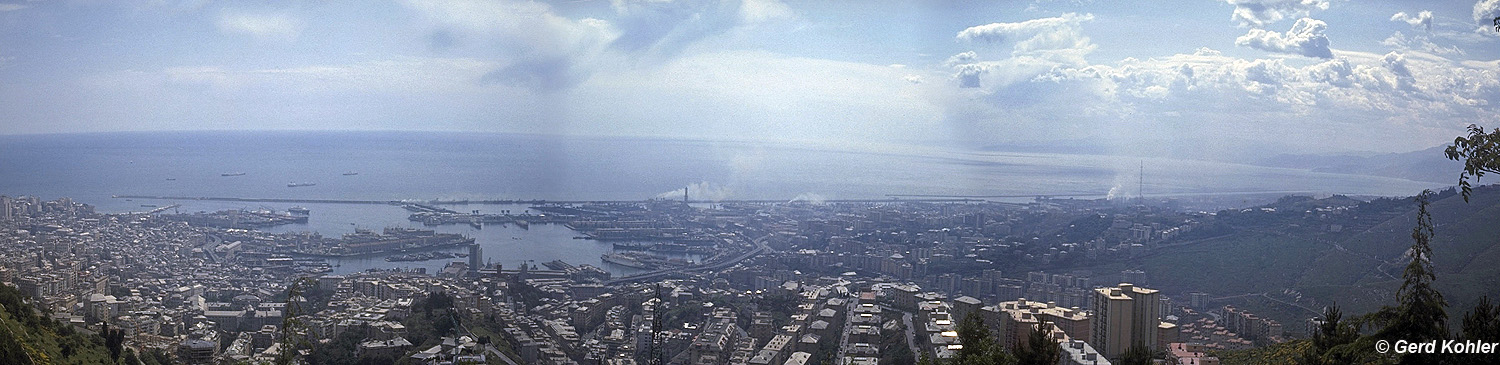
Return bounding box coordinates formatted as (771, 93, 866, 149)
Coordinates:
(0, 131, 1443, 274)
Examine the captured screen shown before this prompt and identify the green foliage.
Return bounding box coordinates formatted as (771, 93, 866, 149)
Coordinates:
(1011, 323, 1059, 365)
(103, 322, 126, 361)
(1213, 340, 1311, 365)
(1297, 303, 1381, 365)
(1116, 345, 1153, 365)
(123, 348, 140, 365)
(1364, 191, 1449, 364)
(1456, 296, 1500, 365)
(0, 283, 116, 365)
(952, 312, 1015, 365)
(308, 324, 368, 365)
(1444, 124, 1500, 202)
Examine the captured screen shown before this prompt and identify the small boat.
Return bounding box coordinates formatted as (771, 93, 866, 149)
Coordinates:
(166, 178, 177, 181)
(287, 182, 317, 187)
(222, 172, 246, 177)
(342, 172, 359, 176)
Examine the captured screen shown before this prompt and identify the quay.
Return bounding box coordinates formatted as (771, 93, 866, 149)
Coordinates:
(113, 194, 982, 205)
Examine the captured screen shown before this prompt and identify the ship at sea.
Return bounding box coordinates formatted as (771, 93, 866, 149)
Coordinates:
(342, 172, 359, 176)
(287, 207, 310, 215)
(287, 182, 317, 187)
(221, 172, 246, 176)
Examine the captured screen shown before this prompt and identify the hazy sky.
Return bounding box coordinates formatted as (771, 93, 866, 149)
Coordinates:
(2, 0, 1499, 158)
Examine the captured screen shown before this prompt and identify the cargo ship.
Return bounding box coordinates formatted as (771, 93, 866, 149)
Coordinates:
(287, 207, 310, 215)
(287, 182, 317, 187)
(221, 172, 246, 176)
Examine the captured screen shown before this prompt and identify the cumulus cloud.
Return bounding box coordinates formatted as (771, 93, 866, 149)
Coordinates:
(1476, 0, 1500, 24)
(949, 13, 1095, 88)
(936, 13, 1500, 156)
(1381, 31, 1465, 56)
(1391, 10, 1434, 31)
(1234, 17, 1333, 58)
(1223, 0, 1330, 27)
(957, 12, 1095, 58)
(945, 51, 978, 67)
(216, 12, 303, 42)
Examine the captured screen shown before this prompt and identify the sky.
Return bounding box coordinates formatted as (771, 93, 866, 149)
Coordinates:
(2, 0, 1500, 161)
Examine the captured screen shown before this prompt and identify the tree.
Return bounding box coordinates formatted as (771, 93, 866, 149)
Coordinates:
(1457, 296, 1500, 365)
(918, 350, 935, 365)
(1372, 191, 1449, 343)
(123, 348, 140, 365)
(1300, 303, 1363, 365)
(955, 312, 992, 361)
(1013, 322, 1060, 365)
(953, 312, 1015, 365)
(278, 277, 316, 365)
(102, 322, 125, 361)
(1117, 344, 1153, 365)
(1444, 124, 1500, 202)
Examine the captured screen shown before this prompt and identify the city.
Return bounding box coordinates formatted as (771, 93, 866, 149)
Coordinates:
(5, 0, 1500, 364)
(5, 182, 1495, 364)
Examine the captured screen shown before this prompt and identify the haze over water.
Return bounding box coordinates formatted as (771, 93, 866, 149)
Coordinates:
(0, 131, 1442, 209)
(0, 131, 1445, 275)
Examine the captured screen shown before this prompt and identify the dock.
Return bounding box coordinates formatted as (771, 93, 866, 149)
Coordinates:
(113, 194, 983, 205)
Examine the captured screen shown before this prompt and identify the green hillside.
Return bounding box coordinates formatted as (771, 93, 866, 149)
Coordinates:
(0, 284, 117, 365)
(1296, 185, 1500, 317)
(1057, 185, 1500, 336)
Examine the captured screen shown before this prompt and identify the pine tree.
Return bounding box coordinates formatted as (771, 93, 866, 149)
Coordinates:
(1367, 190, 1448, 364)
(1013, 322, 1060, 365)
(1457, 296, 1500, 365)
(954, 312, 1015, 365)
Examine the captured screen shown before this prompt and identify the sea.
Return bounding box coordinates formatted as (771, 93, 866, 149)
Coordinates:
(0, 131, 1445, 276)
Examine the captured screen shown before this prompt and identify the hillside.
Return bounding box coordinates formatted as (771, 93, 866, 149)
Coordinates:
(1255, 145, 1463, 184)
(1296, 184, 1500, 317)
(1056, 185, 1500, 336)
(0, 284, 117, 365)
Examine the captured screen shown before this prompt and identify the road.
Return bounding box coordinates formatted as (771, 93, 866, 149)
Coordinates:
(603, 233, 768, 285)
(900, 310, 920, 360)
(485, 345, 520, 365)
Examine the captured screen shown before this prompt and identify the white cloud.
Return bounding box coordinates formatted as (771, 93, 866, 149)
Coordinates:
(1475, 0, 1500, 25)
(402, 0, 791, 92)
(739, 0, 794, 23)
(935, 13, 1500, 156)
(949, 13, 1095, 88)
(1234, 17, 1333, 58)
(608, 0, 794, 61)
(945, 51, 978, 67)
(216, 12, 303, 42)
(1381, 31, 1465, 56)
(1223, 0, 1330, 27)
(956, 12, 1095, 58)
(1391, 11, 1434, 31)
